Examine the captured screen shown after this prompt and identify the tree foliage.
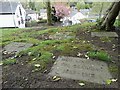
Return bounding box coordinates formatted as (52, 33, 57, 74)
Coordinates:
(29, 1, 36, 10)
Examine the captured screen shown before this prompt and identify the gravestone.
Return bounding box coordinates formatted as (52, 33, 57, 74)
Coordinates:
(91, 32, 118, 37)
(4, 42, 33, 54)
(49, 56, 112, 84)
(49, 32, 74, 40)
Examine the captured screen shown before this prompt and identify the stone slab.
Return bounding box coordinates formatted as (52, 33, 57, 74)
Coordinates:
(49, 56, 112, 84)
(91, 32, 118, 37)
(4, 42, 33, 54)
(49, 32, 74, 40)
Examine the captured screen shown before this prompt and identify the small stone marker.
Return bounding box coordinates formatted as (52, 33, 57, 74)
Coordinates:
(49, 32, 74, 40)
(91, 32, 118, 37)
(49, 56, 112, 84)
(4, 42, 33, 54)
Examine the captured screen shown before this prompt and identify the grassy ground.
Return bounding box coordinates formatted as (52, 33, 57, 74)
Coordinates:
(1, 22, 119, 88)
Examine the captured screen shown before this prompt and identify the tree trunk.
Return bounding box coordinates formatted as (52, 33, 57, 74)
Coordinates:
(99, 2, 104, 20)
(100, 2, 120, 31)
(99, 2, 115, 25)
(46, 0, 52, 25)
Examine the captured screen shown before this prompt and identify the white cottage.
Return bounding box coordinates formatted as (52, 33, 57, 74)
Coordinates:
(25, 9, 39, 21)
(39, 9, 47, 19)
(0, 1, 26, 28)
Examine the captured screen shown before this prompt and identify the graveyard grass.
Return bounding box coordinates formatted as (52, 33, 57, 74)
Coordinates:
(1, 22, 118, 88)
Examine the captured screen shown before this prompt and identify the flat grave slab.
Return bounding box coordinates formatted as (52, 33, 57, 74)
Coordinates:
(49, 56, 112, 84)
(91, 32, 118, 37)
(4, 42, 33, 54)
(49, 32, 74, 40)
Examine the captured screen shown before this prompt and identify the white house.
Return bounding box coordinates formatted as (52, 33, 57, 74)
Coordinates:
(39, 9, 47, 19)
(25, 9, 39, 21)
(0, 1, 26, 28)
(62, 9, 86, 26)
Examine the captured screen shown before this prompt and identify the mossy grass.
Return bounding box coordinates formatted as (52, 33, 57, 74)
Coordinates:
(3, 59, 17, 65)
(87, 50, 111, 62)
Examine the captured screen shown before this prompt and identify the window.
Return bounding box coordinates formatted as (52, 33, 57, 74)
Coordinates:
(19, 7, 22, 16)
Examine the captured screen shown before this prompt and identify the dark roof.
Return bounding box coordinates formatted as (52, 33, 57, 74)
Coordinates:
(25, 9, 36, 14)
(0, 1, 19, 13)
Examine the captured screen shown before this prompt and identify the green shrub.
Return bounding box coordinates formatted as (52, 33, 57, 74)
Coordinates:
(114, 19, 120, 27)
(26, 20, 38, 27)
(38, 51, 53, 63)
(37, 19, 47, 23)
(87, 51, 111, 61)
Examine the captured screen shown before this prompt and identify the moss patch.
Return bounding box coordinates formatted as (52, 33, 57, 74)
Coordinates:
(87, 50, 111, 62)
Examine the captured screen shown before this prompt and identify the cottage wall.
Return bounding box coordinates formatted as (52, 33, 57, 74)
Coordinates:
(15, 5, 26, 28)
(0, 2, 26, 28)
(27, 13, 38, 21)
(0, 15, 16, 28)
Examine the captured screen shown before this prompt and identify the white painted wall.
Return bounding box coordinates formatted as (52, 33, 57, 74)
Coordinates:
(15, 5, 26, 28)
(0, 15, 16, 28)
(27, 13, 38, 21)
(39, 13, 47, 19)
(0, 3, 26, 28)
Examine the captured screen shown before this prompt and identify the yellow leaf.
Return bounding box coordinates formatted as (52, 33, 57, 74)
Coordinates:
(111, 79, 117, 82)
(78, 82, 85, 86)
(0, 62, 3, 66)
(53, 76, 57, 80)
(32, 58, 36, 61)
(34, 64, 41, 67)
(52, 76, 61, 81)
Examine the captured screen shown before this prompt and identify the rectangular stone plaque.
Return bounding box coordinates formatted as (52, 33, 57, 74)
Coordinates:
(49, 56, 112, 84)
(91, 32, 118, 37)
(4, 42, 33, 54)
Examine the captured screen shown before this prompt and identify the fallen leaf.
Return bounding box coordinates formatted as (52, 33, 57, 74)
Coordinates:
(32, 68, 39, 72)
(112, 49, 115, 51)
(53, 56, 56, 59)
(19, 55, 22, 57)
(34, 64, 41, 68)
(53, 45, 56, 47)
(112, 44, 116, 48)
(77, 52, 82, 57)
(10, 57, 14, 59)
(0, 62, 3, 66)
(28, 52, 32, 56)
(85, 55, 89, 58)
(87, 57, 90, 59)
(73, 46, 77, 49)
(78, 82, 85, 86)
(83, 41, 86, 43)
(14, 55, 18, 58)
(53, 76, 57, 80)
(32, 58, 36, 61)
(111, 79, 117, 82)
(3, 51, 7, 54)
(52, 76, 61, 82)
(43, 70, 47, 73)
(54, 62, 57, 65)
(25, 78, 28, 81)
